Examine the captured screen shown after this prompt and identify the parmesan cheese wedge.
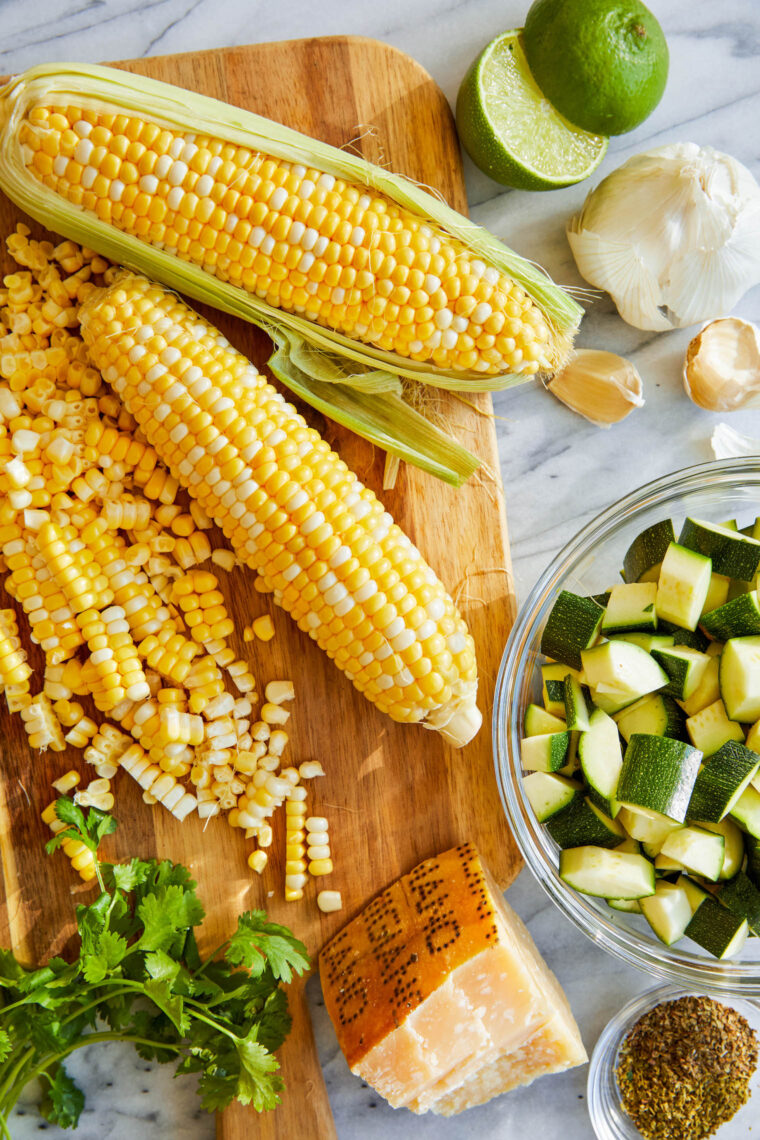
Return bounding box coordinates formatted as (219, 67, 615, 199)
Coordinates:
(320, 842, 587, 1115)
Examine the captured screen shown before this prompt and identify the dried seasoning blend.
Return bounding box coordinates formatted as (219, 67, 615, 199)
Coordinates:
(616, 995, 758, 1140)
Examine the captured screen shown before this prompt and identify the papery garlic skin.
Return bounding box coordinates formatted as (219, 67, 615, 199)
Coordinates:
(684, 318, 760, 411)
(567, 143, 760, 331)
(546, 348, 644, 427)
(711, 423, 760, 459)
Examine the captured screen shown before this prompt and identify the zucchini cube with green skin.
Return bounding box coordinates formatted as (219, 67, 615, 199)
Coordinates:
(640, 881, 694, 946)
(687, 741, 760, 822)
(658, 621, 709, 652)
(617, 735, 702, 822)
(678, 656, 721, 717)
(746, 833, 760, 888)
(655, 543, 712, 631)
(617, 805, 684, 846)
(614, 632, 674, 653)
(540, 591, 604, 670)
(559, 846, 656, 900)
(614, 693, 685, 744)
(622, 519, 675, 584)
(579, 708, 623, 818)
(522, 772, 581, 822)
(677, 874, 709, 914)
(563, 674, 591, 732)
(521, 732, 570, 773)
(546, 796, 625, 850)
(679, 517, 760, 581)
(601, 583, 658, 633)
(701, 591, 760, 641)
(719, 635, 760, 722)
(696, 817, 745, 880)
(659, 825, 725, 882)
(651, 646, 711, 700)
(718, 871, 760, 936)
(524, 704, 567, 736)
(730, 784, 760, 839)
(685, 698, 744, 757)
(684, 895, 749, 959)
(581, 641, 668, 699)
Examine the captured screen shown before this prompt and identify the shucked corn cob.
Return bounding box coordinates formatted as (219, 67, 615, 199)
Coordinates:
(0, 63, 582, 395)
(81, 272, 481, 745)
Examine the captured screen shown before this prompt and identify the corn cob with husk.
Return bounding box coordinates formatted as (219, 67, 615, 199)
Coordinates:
(80, 271, 482, 746)
(0, 64, 582, 482)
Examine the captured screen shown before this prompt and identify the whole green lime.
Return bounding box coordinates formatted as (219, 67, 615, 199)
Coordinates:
(455, 30, 608, 190)
(523, 0, 669, 135)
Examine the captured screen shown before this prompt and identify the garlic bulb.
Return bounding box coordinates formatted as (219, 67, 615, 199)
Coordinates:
(711, 423, 760, 459)
(545, 349, 644, 427)
(684, 318, 760, 411)
(567, 143, 760, 331)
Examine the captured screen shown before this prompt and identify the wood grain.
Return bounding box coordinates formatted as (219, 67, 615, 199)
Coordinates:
(0, 35, 520, 1139)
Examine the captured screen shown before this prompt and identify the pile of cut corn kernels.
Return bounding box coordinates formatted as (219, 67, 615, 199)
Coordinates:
(0, 223, 340, 913)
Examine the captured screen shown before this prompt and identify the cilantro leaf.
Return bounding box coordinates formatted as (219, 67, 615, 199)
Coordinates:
(53, 797, 87, 836)
(226, 912, 309, 983)
(137, 885, 205, 953)
(234, 1030, 283, 1111)
(0, 1027, 11, 1061)
(40, 1065, 85, 1130)
(143, 978, 188, 1036)
(107, 858, 153, 893)
(81, 929, 129, 985)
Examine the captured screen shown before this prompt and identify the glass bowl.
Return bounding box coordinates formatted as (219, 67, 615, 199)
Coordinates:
(494, 458, 760, 995)
(587, 984, 760, 1139)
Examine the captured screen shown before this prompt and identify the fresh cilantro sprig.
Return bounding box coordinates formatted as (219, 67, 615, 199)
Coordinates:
(0, 801, 309, 1133)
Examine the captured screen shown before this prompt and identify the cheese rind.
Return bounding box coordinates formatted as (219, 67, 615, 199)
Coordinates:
(320, 843, 587, 1115)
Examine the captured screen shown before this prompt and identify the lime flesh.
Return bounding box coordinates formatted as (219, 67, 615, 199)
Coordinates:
(456, 31, 608, 191)
(523, 0, 669, 136)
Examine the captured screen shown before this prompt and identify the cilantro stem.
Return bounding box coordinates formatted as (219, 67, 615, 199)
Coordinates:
(192, 941, 230, 978)
(0, 1108, 12, 1140)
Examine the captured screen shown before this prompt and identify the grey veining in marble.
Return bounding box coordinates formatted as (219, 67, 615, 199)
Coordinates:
(3, 0, 760, 1136)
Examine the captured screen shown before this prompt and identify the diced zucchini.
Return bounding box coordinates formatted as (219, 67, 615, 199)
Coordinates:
(701, 572, 731, 616)
(677, 874, 709, 914)
(730, 784, 760, 839)
(589, 685, 640, 715)
(687, 741, 760, 822)
(653, 853, 684, 874)
(622, 519, 675, 584)
(607, 897, 642, 913)
(589, 591, 612, 608)
(546, 796, 625, 850)
(697, 817, 745, 880)
(685, 896, 749, 959)
(614, 632, 674, 653)
(602, 583, 658, 633)
(559, 846, 656, 899)
(656, 543, 712, 631)
(558, 730, 581, 777)
(521, 732, 570, 773)
(747, 833, 760, 888)
(678, 656, 721, 717)
(659, 621, 710, 651)
(563, 675, 591, 732)
(615, 838, 642, 854)
(524, 704, 567, 736)
(614, 693, 685, 743)
(581, 641, 668, 699)
(640, 881, 693, 945)
(522, 772, 581, 822)
(686, 699, 744, 757)
(701, 591, 760, 641)
(679, 517, 760, 581)
(651, 646, 711, 700)
(618, 805, 683, 846)
(638, 562, 663, 583)
(617, 735, 702, 822)
(578, 708, 623, 817)
(541, 663, 581, 716)
(746, 718, 760, 753)
(718, 871, 760, 936)
(541, 591, 604, 670)
(720, 635, 760, 722)
(660, 825, 725, 882)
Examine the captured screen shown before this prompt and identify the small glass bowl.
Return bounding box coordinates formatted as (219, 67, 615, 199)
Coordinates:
(587, 984, 760, 1140)
(494, 458, 760, 994)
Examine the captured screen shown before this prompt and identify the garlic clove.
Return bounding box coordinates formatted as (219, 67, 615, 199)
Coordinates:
(711, 423, 760, 459)
(683, 318, 760, 411)
(545, 349, 644, 427)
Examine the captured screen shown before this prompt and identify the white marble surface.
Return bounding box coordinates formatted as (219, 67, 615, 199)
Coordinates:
(4, 0, 760, 1137)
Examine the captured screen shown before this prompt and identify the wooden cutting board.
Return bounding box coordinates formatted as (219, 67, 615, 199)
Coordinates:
(0, 35, 520, 1139)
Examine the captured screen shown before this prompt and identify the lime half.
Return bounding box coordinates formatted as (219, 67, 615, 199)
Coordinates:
(456, 30, 608, 191)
